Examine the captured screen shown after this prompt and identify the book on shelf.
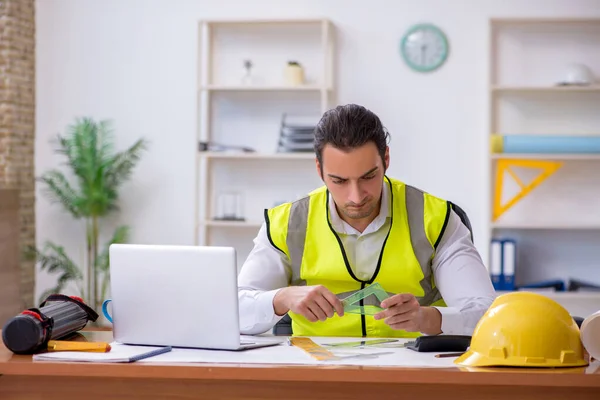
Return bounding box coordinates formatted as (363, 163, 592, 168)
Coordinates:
(490, 238, 515, 291)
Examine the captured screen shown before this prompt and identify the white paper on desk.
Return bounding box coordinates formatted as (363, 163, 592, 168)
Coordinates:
(138, 337, 459, 368)
(32, 343, 170, 363)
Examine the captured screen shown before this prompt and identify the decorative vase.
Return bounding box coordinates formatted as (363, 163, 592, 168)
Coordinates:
(284, 61, 304, 86)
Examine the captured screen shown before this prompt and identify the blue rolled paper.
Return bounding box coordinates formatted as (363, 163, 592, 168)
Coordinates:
(491, 134, 600, 154)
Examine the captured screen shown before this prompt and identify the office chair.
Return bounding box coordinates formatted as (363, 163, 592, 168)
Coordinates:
(271, 201, 474, 336)
(448, 201, 474, 243)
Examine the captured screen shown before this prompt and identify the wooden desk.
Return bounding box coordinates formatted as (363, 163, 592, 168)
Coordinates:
(1, 330, 600, 399)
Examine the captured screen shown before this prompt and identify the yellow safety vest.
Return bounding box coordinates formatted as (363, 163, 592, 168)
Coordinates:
(265, 176, 450, 338)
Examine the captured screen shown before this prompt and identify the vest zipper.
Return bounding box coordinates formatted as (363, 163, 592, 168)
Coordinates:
(360, 281, 367, 337)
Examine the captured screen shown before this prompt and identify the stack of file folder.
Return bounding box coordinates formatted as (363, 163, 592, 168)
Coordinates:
(277, 114, 318, 153)
(490, 239, 516, 291)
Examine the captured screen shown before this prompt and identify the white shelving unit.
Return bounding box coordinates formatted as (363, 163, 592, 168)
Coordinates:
(195, 19, 335, 270)
(488, 18, 600, 316)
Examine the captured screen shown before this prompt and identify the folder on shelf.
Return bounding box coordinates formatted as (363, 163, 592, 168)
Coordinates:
(490, 239, 503, 290)
(501, 239, 516, 291)
(490, 238, 517, 291)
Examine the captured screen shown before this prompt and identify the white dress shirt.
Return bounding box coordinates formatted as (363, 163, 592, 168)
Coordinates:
(237, 183, 497, 336)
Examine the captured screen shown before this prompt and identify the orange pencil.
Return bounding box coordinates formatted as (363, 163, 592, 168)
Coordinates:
(47, 340, 112, 352)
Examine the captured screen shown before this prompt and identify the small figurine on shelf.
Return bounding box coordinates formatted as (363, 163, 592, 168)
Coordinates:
(284, 61, 304, 86)
(242, 59, 253, 85)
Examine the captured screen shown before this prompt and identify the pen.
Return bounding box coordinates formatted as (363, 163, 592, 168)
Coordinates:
(435, 352, 464, 358)
(47, 340, 112, 352)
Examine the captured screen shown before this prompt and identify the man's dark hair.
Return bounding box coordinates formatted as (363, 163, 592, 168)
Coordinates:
(313, 104, 390, 172)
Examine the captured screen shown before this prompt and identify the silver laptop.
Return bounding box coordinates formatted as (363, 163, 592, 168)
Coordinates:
(108, 244, 280, 351)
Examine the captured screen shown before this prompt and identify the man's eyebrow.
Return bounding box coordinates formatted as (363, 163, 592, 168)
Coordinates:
(327, 167, 378, 180)
(361, 167, 378, 177)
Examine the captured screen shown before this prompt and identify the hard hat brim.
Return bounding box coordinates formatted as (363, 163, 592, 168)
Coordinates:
(454, 349, 589, 368)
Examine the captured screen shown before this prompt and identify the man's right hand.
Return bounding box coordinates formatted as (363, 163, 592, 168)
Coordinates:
(273, 285, 345, 322)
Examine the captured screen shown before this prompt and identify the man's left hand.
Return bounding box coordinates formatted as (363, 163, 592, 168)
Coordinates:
(374, 293, 442, 335)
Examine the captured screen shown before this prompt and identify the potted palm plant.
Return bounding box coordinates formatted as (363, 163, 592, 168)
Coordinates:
(29, 117, 148, 315)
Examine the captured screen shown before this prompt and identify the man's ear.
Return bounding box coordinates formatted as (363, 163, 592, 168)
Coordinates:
(316, 158, 323, 180)
(384, 146, 390, 171)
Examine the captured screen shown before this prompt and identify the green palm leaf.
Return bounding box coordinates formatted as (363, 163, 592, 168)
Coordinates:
(96, 225, 130, 274)
(52, 118, 110, 217)
(38, 242, 83, 279)
(37, 170, 84, 218)
(56, 119, 96, 190)
(38, 287, 60, 305)
(33, 241, 83, 303)
(105, 139, 148, 191)
(96, 225, 130, 301)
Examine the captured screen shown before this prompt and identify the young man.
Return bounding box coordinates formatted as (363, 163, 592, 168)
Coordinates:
(238, 104, 496, 338)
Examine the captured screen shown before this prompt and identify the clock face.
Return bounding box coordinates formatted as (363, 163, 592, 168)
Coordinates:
(401, 23, 449, 72)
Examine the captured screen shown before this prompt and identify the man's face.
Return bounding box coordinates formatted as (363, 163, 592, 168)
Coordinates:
(317, 142, 389, 221)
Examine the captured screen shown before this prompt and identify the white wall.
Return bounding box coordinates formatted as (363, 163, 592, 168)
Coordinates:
(34, 0, 600, 301)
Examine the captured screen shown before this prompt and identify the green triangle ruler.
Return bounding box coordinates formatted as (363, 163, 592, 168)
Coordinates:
(341, 283, 390, 316)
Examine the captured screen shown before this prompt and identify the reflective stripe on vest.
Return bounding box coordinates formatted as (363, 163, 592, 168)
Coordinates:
(282, 184, 444, 305)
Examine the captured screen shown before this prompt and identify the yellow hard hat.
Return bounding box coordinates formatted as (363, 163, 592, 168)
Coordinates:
(454, 291, 588, 368)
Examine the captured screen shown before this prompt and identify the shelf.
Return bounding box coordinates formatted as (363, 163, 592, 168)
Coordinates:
(492, 222, 600, 230)
(200, 85, 327, 92)
(491, 17, 600, 25)
(491, 153, 600, 160)
(200, 152, 315, 160)
(491, 85, 600, 93)
(203, 220, 262, 228)
(201, 18, 329, 26)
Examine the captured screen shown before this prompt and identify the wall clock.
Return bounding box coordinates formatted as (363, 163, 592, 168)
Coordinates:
(400, 23, 449, 72)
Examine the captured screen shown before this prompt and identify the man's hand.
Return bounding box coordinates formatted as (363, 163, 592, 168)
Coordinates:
(273, 285, 344, 322)
(374, 293, 442, 335)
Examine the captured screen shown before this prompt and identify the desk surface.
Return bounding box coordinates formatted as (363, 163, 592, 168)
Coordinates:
(1, 330, 600, 387)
